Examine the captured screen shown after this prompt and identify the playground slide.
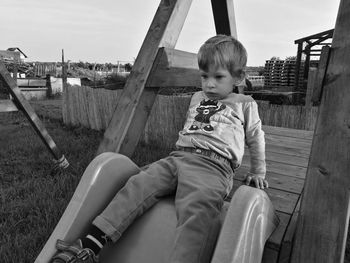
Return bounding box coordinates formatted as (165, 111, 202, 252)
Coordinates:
(35, 153, 141, 263)
(36, 152, 278, 263)
(211, 185, 279, 263)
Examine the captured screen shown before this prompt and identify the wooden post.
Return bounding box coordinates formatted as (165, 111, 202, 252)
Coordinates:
(304, 67, 316, 108)
(61, 49, 68, 123)
(291, 0, 350, 262)
(46, 74, 52, 98)
(312, 46, 331, 104)
(13, 63, 18, 82)
(304, 67, 317, 132)
(93, 62, 96, 87)
(96, 0, 193, 156)
(211, 0, 237, 38)
(61, 49, 67, 93)
(302, 47, 311, 95)
(294, 43, 303, 93)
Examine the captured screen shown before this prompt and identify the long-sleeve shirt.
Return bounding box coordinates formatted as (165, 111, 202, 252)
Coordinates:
(175, 91, 266, 178)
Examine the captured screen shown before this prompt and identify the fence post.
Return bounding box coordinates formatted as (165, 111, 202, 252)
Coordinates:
(62, 49, 68, 123)
(305, 68, 317, 130)
(305, 67, 317, 108)
(46, 74, 52, 98)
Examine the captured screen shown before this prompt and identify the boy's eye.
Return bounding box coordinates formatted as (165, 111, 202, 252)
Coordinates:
(215, 75, 224, 79)
(201, 74, 208, 79)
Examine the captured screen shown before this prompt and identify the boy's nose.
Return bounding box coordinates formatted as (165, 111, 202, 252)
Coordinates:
(206, 79, 215, 88)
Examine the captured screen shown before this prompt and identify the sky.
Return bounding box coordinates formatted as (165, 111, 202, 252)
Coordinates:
(0, 0, 340, 66)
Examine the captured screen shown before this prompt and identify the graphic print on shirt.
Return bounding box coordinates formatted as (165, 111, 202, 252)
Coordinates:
(189, 99, 226, 133)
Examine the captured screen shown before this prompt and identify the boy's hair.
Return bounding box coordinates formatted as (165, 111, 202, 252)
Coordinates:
(198, 35, 247, 79)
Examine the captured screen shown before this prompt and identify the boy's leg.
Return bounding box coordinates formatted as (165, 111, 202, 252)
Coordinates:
(169, 151, 233, 263)
(52, 157, 178, 262)
(93, 156, 178, 242)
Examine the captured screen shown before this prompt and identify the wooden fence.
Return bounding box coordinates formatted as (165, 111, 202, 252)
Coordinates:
(62, 86, 318, 147)
(62, 85, 122, 130)
(33, 62, 57, 77)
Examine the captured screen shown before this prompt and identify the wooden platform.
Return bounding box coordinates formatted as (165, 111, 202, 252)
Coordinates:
(230, 125, 313, 262)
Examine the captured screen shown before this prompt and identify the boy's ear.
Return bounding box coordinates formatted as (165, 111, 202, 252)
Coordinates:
(240, 71, 247, 81)
(235, 71, 246, 85)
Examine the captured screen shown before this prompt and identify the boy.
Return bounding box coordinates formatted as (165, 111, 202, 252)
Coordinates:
(51, 35, 267, 263)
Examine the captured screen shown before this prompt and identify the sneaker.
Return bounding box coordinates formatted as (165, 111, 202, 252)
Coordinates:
(51, 239, 99, 263)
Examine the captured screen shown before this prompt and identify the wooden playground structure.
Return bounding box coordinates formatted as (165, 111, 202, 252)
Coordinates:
(35, 0, 349, 262)
(0, 63, 69, 169)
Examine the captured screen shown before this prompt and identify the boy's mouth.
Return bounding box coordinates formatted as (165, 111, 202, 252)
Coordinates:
(205, 92, 219, 100)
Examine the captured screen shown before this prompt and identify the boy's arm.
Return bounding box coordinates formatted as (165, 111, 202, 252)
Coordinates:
(244, 100, 268, 189)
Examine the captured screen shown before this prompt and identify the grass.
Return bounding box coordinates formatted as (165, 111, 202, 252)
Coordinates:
(0, 100, 170, 263)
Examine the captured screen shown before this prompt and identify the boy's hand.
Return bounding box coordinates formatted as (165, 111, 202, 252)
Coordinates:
(245, 174, 269, 189)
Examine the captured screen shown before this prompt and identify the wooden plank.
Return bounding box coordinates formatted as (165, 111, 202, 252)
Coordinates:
(291, 1, 350, 262)
(265, 160, 306, 179)
(265, 144, 311, 159)
(211, 0, 237, 38)
(235, 167, 304, 194)
(96, 0, 193, 156)
(241, 158, 307, 179)
(145, 48, 201, 88)
(265, 129, 313, 145)
(265, 133, 312, 151)
(118, 87, 160, 157)
(244, 150, 310, 168)
(0, 99, 18, 112)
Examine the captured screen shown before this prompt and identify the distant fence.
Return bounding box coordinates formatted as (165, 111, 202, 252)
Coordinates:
(62, 85, 121, 130)
(33, 62, 57, 77)
(63, 86, 318, 147)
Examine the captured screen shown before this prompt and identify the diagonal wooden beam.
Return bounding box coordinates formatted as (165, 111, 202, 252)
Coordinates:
(211, 0, 237, 38)
(290, 1, 350, 262)
(96, 0, 193, 156)
(0, 62, 69, 168)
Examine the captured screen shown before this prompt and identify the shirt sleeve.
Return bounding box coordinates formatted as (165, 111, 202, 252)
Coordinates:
(244, 100, 266, 178)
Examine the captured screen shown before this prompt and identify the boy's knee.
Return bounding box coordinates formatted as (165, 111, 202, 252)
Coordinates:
(123, 172, 145, 187)
(183, 187, 225, 209)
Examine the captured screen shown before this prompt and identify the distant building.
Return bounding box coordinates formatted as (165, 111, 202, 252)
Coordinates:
(0, 47, 28, 63)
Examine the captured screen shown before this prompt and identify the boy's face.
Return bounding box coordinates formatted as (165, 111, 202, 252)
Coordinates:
(200, 66, 240, 100)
